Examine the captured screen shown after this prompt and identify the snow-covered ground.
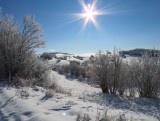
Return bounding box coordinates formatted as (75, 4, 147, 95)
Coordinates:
(47, 53, 90, 66)
(0, 70, 160, 121)
(47, 52, 139, 67)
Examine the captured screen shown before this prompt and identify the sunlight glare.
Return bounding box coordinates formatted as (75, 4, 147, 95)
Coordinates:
(71, 0, 110, 32)
(78, 0, 106, 32)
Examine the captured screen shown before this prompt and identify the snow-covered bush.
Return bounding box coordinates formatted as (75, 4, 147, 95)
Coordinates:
(76, 113, 91, 121)
(73, 56, 84, 60)
(18, 89, 30, 98)
(90, 50, 129, 94)
(45, 89, 55, 97)
(54, 61, 87, 80)
(69, 61, 81, 78)
(40, 52, 53, 60)
(30, 60, 51, 87)
(78, 75, 84, 81)
(0, 10, 46, 84)
(54, 65, 68, 75)
(129, 54, 160, 98)
(76, 111, 127, 121)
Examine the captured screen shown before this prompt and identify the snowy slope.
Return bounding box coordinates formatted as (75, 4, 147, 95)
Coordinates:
(47, 52, 139, 67)
(47, 52, 90, 66)
(0, 71, 160, 121)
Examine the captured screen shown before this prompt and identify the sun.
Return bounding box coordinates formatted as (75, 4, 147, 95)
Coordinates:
(78, 0, 106, 31)
(82, 4, 97, 22)
(71, 0, 109, 32)
(80, 0, 100, 25)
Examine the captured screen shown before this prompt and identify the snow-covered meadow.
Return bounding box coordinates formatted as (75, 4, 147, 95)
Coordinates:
(0, 53, 160, 121)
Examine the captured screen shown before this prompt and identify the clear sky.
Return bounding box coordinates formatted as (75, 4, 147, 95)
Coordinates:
(0, 0, 160, 54)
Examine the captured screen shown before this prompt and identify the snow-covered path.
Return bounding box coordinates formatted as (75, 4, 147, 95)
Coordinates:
(50, 71, 101, 97)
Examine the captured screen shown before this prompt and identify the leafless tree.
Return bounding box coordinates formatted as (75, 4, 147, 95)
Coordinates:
(0, 10, 45, 82)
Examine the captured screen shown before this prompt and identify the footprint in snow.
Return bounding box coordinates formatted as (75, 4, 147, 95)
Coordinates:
(50, 105, 71, 111)
(23, 111, 32, 117)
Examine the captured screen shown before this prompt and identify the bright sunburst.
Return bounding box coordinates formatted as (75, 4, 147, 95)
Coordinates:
(81, 3, 97, 23)
(70, 0, 110, 32)
(79, 0, 102, 31)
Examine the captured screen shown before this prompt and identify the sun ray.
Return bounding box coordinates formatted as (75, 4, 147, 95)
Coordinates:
(65, 0, 112, 33)
(77, 0, 107, 31)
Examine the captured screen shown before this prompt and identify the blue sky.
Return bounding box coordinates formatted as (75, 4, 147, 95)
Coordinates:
(0, 0, 160, 54)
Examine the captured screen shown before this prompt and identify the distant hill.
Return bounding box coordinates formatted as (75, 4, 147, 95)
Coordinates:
(120, 49, 160, 57)
(40, 49, 160, 60)
(40, 52, 73, 60)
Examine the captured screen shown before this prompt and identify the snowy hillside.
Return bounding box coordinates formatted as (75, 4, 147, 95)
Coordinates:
(0, 52, 160, 121)
(42, 52, 139, 66)
(0, 70, 160, 121)
(45, 52, 91, 66)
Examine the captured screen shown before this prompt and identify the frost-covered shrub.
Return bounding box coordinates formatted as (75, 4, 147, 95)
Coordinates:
(48, 81, 69, 95)
(12, 76, 29, 86)
(69, 61, 80, 77)
(76, 111, 127, 121)
(53, 61, 88, 80)
(29, 59, 52, 88)
(130, 55, 160, 98)
(116, 114, 127, 121)
(0, 11, 45, 83)
(90, 49, 160, 98)
(59, 56, 67, 60)
(90, 50, 129, 94)
(58, 66, 65, 75)
(45, 89, 55, 97)
(76, 113, 91, 121)
(73, 56, 84, 60)
(40, 53, 52, 60)
(78, 75, 84, 81)
(20, 90, 30, 98)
